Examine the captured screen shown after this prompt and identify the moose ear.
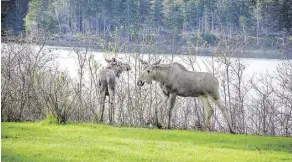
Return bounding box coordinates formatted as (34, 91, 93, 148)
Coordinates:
(152, 59, 162, 65)
(139, 59, 148, 66)
(105, 58, 112, 63)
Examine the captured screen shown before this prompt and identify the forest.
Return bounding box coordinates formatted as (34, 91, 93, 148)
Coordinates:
(1, 0, 292, 137)
(2, 0, 292, 58)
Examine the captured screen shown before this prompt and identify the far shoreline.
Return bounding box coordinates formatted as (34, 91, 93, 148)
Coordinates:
(2, 38, 290, 60)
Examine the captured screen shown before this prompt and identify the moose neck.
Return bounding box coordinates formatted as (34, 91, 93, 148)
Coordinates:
(114, 68, 123, 77)
(107, 66, 122, 77)
(152, 66, 169, 84)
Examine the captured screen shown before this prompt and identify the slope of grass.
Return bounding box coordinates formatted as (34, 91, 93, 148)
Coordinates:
(2, 122, 292, 162)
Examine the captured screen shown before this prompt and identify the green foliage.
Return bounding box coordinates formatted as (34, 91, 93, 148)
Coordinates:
(91, 113, 100, 123)
(266, 0, 292, 35)
(25, 0, 58, 33)
(25, 0, 41, 33)
(3, 0, 292, 39)
(152, 0, 164, 27)
(139, 0, 151, 24)
(2, 122, 292, 161)
(166, 2, 184, 33)
(239, 16, 247, 26)
(184, 0, 203, 29)
(203, 32, 217, 45)
(21, 0, 292, 47)
(1, 0, 29, 35)
(41, 113, 58, 125)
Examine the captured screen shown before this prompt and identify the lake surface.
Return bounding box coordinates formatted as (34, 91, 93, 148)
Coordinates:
(45, 46, 282, 81)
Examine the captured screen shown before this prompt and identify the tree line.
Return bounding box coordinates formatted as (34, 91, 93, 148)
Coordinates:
(26, 0, 292, 36)
(2, 0, 291, 53)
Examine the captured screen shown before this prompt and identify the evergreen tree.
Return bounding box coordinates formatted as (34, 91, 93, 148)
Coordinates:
(184, 0, 203, 31)
(267, 0, 292, 35)
(166, 1, 184, 33)
(139, 0, 151, 25)
(152, 0, 164, 27)
(5, 0, 292, 48)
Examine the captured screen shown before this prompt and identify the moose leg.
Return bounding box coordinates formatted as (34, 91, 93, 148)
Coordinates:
(167, 93, 177, 129)
(111, 89, 115, 124)
(199, 95, 213, 131)
(108, 88, 115, 125)
(156, 94, 169, 128)
(99, 91, 106, 122)
(212, 98, 235, 134)
(156, 93, 169, 128)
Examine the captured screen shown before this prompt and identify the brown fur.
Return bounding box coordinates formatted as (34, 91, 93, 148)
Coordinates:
(98, 58, 131, 124)
(137, 59, 235, 133)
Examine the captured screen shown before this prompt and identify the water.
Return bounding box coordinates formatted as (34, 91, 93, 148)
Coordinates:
(46, 46, 282, 81)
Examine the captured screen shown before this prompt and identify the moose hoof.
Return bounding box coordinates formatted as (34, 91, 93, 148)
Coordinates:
(230, 130, 236, 134)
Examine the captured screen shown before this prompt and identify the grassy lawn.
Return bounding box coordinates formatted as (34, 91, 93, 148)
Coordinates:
(1, 122, 292, 162)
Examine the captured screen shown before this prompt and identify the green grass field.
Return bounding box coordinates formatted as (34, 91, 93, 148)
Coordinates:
(2, 122, 292, 162)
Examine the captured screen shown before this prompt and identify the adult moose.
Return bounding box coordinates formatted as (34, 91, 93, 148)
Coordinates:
(137, 59, 235, 134)
(98, 58, 131, 124)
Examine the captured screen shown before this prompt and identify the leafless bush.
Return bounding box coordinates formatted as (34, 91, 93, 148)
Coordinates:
(1, 39, 55, 121)
(37, 69, 76, 124)
(249, 73, 275, 135)
(2, 34, 291, 136)
(274, 61, 292, 136)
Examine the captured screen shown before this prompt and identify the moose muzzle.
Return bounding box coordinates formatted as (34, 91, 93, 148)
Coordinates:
(137, 80, 145, 86)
